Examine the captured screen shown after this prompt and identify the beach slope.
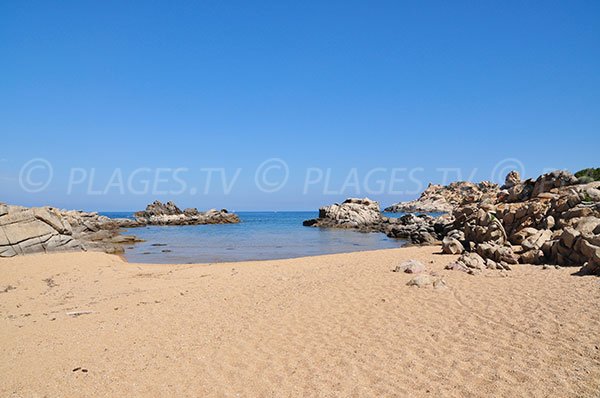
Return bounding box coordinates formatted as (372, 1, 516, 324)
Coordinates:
(1, 248, 599, 397)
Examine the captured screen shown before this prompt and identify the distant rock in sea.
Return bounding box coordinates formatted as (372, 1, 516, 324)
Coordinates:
(134, 200, 240, 225)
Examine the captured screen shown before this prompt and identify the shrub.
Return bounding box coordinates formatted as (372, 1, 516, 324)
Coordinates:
(575, 168, 600, 182)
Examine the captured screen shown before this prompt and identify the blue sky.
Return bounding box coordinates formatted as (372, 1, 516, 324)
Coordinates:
(1, 1, 598, 211)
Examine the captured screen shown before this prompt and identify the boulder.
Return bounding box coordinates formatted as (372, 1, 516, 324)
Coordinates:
(303, 198, 384, 231)
(531, 170, 578, 197)
(406, 274, 435, 288)
(521, 229, 553, 251)
(502, 170, 521, 189)
(445, 261, 472, 273)
(393, 259, 425, 274)
(0, 205, 83, 257)
(456, 252, 486, 271)
(442, 236, 464, 254)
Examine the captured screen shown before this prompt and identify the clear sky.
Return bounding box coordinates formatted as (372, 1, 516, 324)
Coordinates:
(1, 1, 599, 211)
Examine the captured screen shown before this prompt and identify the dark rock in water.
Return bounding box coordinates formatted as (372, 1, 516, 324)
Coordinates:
(134, 200, 239, 225)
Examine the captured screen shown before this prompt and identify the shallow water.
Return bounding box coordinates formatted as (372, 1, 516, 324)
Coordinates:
(101, 211, 407, 263)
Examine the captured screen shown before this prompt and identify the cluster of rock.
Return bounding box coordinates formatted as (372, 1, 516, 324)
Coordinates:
(441, 170, 600, 275)
(305, 169, 600, 276)
(134, 200, 240, 225)
(0, 200, 240, 258)
(0, 204, 141, 257)
(303, 198, 450, 244)
(384, 181, 499, 213)
(393, 259, 447, 289)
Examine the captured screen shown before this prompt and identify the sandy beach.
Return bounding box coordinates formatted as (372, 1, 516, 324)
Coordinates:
(1, 247, 599, 397)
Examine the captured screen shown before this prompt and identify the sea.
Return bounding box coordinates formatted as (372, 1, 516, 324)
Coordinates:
(99, 211, 416, 264)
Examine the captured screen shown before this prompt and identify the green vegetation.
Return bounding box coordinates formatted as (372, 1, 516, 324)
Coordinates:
(575, 168, 600, 182)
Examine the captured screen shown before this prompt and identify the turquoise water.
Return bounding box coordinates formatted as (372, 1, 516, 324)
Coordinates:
(100, 211, 406, 263)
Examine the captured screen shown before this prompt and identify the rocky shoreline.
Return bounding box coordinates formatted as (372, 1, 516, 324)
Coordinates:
(0, 200, 239, 257)
(3, 169, 600, 276)
(305, 169, 600, 275)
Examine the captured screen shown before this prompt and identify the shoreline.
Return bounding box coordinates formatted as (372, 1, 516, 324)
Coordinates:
(1, 247, 599, 397)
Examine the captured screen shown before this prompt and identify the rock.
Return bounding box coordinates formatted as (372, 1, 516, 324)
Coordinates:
(574, 217, 600, 235)
(386, 213, 443, 244)
(303, 198, 385, 231)
(445, 261, 472, 273)
(576, 239, 600, 261)
(560, 228, 580, 249)
(456, 252, 486, 270)
(457, 207, 507, 245)
(385, 181, 499, 213)
(485, 258, 498, 269)
(442, 236, 464, 254)
(531, 170, 578, 197)
(520, 249, 544, 264)
(522, 229, 553, 251)
(433, 278, 447, 290)
(406, 274, 433, 287)
(393, 259, 425, 274)
(0, 206, 84, 257)
(476, 242, 519, 264)
(543, 215, 555, 230)
(134, 201, 240, 225)
(580, 261, 600, 276)
(424, 170, 600, 269)
(502, 170, 521, 189)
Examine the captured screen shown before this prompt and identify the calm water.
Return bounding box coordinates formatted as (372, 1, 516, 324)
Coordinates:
(100, 211, 407, 263)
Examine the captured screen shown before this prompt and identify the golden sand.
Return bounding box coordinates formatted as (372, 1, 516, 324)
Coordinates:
(1, 247, 599, 397)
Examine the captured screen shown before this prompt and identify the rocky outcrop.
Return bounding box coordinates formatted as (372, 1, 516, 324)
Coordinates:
(0, 203, 142, 257)
(303, 198, 449, 244)
(303, 198, 386, 232)
(1, 199, 240, 258)
(134, 201, 240, 225)
(438, 170, 600, 275)
(384, 181, 499, 213)
(384, 213, 448, 244)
